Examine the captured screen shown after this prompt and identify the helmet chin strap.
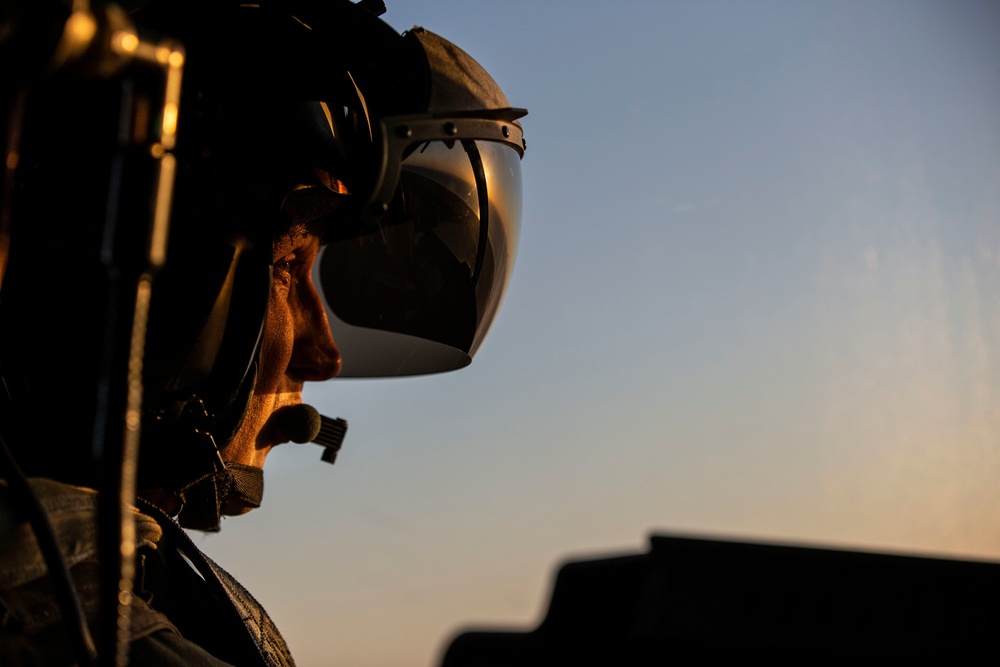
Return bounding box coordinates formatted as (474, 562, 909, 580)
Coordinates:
(174, 403, 347, 531)
(222, 463, 266, 511)
(174, 462, 265, 531)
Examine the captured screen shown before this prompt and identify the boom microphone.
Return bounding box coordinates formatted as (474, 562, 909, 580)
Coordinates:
(271, 404, 348, 464)
(273, 404, 322, 443)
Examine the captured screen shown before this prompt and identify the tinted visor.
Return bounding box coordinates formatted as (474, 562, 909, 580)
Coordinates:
(313, 138, 522, 376)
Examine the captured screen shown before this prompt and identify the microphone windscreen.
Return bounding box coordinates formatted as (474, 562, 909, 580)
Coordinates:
(273, 404, 322, 444)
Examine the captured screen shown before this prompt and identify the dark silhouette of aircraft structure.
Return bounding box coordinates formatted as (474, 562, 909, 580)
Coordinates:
(443, 534, 999, 663)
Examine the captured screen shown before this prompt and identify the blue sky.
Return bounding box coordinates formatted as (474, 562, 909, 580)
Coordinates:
(193, 2, 1000, 665)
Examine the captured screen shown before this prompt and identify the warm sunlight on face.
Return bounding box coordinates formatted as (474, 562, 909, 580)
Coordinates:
(222, 225, 341, 478)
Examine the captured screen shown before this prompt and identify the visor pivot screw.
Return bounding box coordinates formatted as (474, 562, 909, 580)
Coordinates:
(443, 121, 458, 136)
(395, 125, 412, 139)
(502, 125, 510, 138)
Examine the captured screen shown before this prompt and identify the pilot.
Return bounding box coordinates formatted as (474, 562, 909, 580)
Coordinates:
(0, 0, 526, 664)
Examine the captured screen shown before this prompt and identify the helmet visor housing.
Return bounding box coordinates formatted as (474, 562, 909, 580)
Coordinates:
(313, 126, 523, 376)
(238, 14, 527, 378)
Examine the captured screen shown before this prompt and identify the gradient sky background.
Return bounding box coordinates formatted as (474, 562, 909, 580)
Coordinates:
(192, 2, 1000, 665)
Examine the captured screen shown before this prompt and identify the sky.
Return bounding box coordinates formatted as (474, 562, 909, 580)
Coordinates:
(192, 2, 1000, 665)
